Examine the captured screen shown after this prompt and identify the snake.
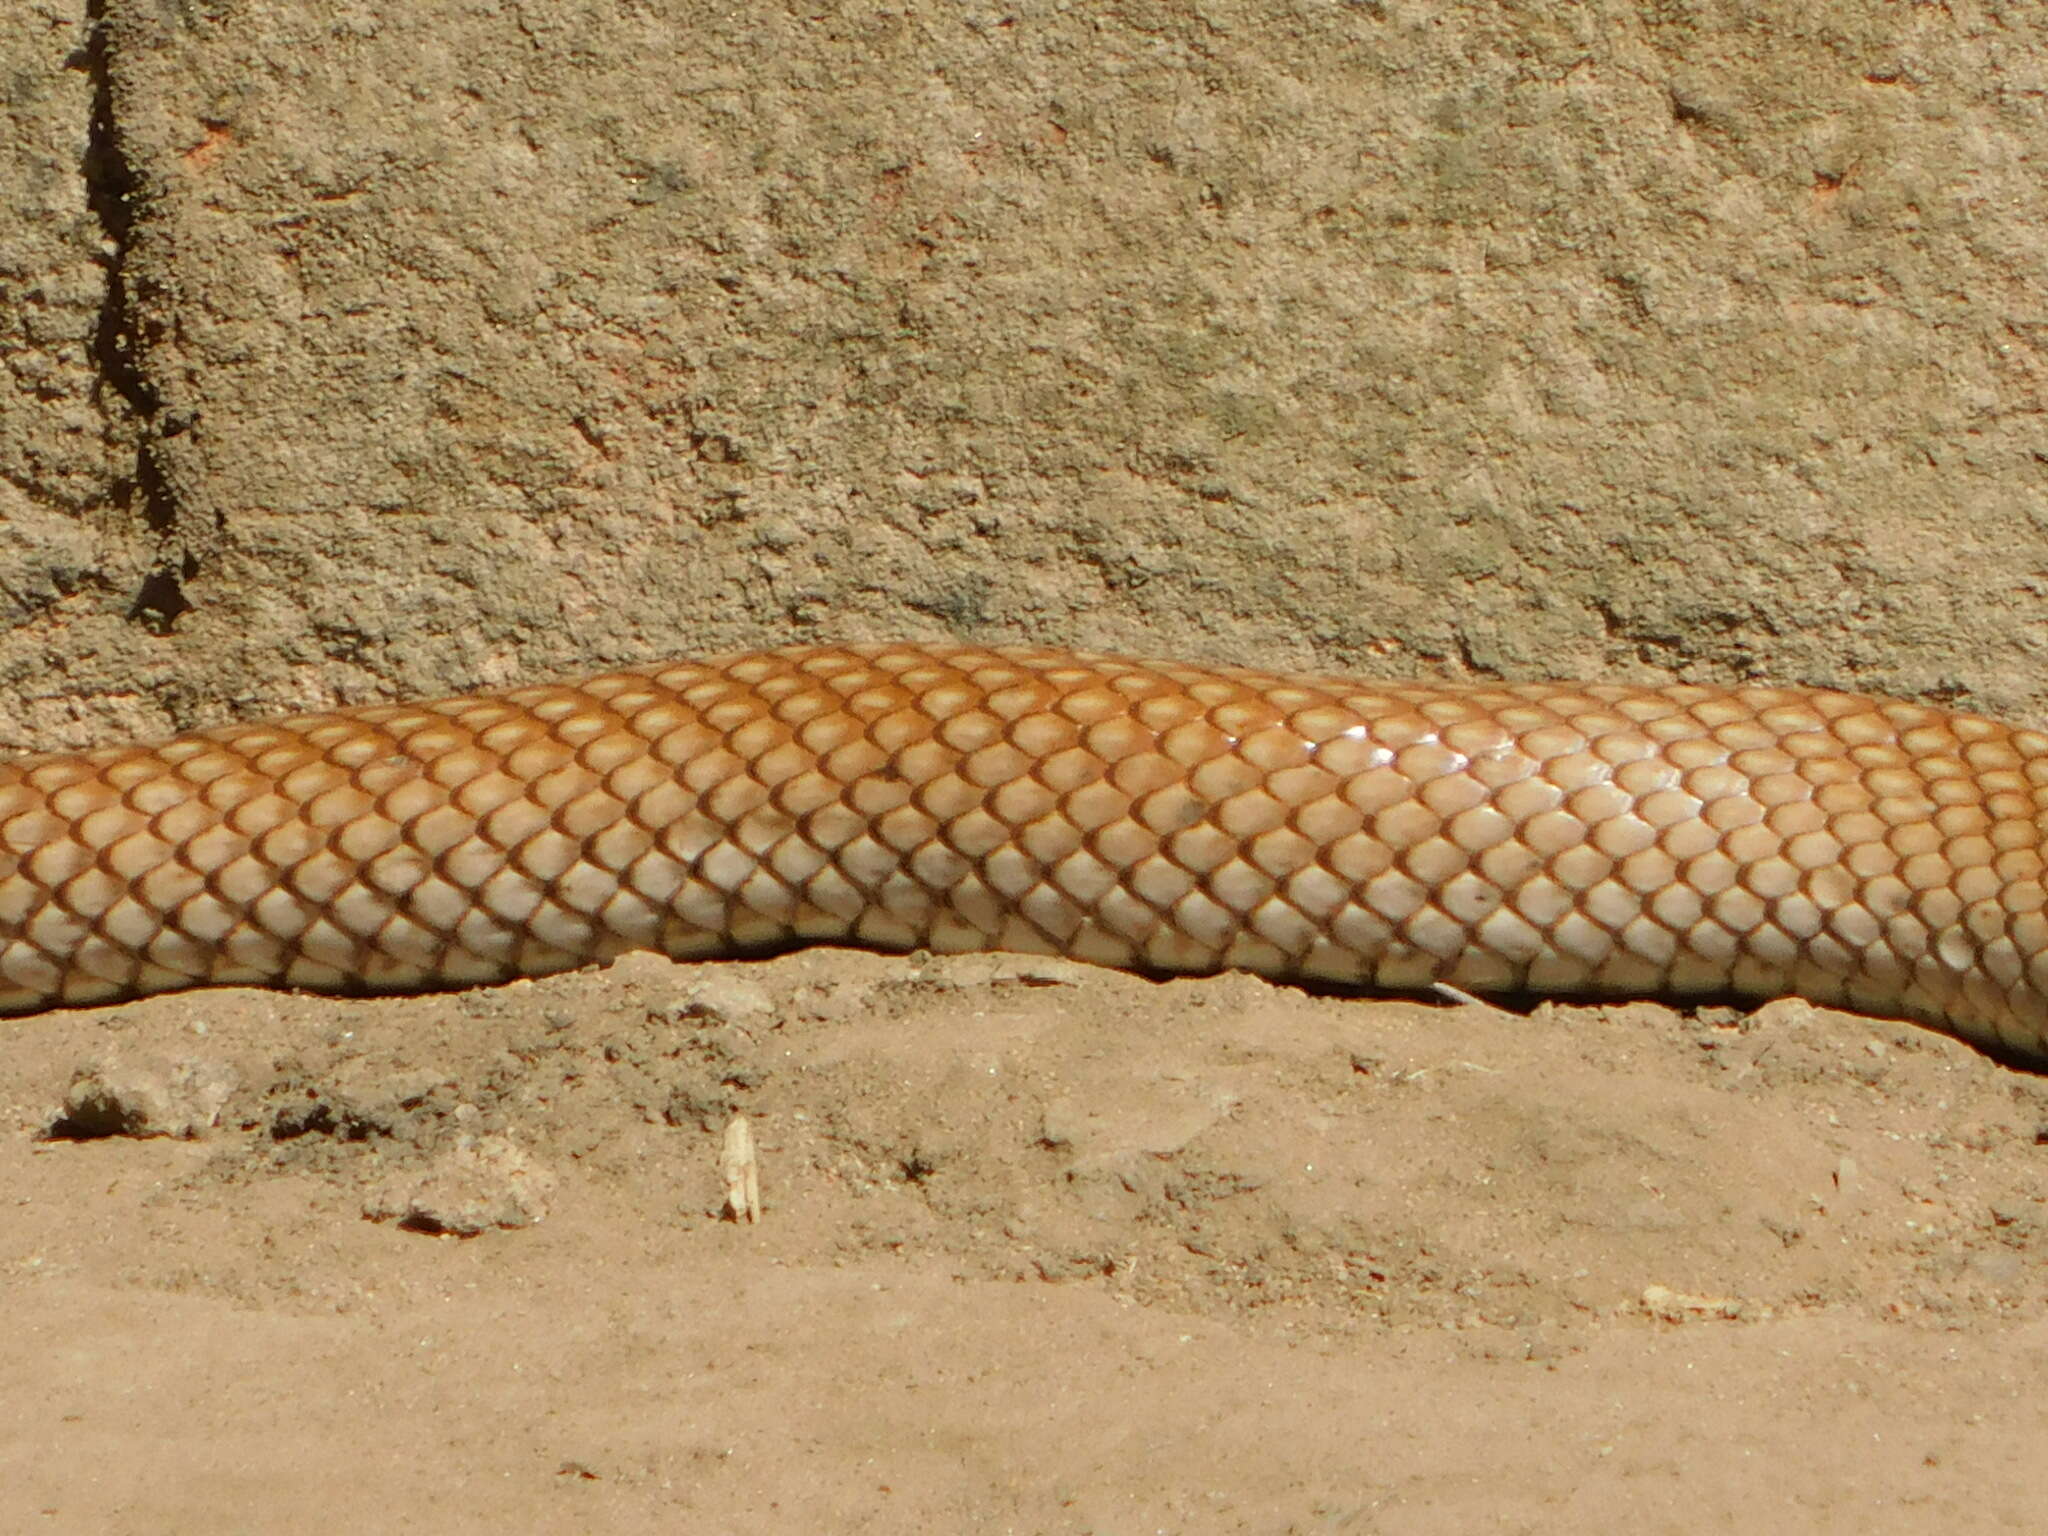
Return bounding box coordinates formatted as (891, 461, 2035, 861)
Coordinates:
(3, 641, 2045, 1066)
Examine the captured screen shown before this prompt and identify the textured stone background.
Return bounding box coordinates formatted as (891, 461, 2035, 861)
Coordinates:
(4, 0, 2046, 749)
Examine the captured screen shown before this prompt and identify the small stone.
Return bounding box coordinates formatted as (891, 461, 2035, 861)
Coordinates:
(1641, 1282, 1744, 1322)
(721, 1112, 761, 1224)
(663, 974, 776, 1029)
(48, 1056, 240, 1140)
(363, 1133, 556, 1235)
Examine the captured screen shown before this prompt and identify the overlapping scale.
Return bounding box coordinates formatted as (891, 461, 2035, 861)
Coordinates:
(3, 644, 2045, 1063)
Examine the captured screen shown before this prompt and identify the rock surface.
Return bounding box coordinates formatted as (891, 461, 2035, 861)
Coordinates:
(8, 1, 2048, 747)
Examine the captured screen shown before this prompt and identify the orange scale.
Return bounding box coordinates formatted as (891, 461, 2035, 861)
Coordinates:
(985, 683, 1054, 721)
(801, 653, 876, 685)
(1187, 754, 1263, 803)
(1179, 680, 1241, 712)
(1127, 785, 1203, 839)
(1062, 780, 1128, 833)
(1086, 816, 1157, 870)
(1358, 711, 1434, 752)
(910, 762, 983, 818)
(1952, 865, 2001, 910)
(839, 686, 907, 722)
(103, 830, 176, 883)
(1103, 751, 1181, 800)
(1469, 830, 1541, 887)
(1289, 793, 1366, 845)
(1216, 789, 1288, 839)
(1463, 748, 1538, 792)
(1080, 716, 1150, 761)
(948, 740, 1026, 791)
(1287, 705, 1365, 745)
(1054, 687, 1130, 727)
(759, 684, 835, 726)
(221, 792, 296, 842)
(1164, 822, 1238, 877)
(146, 800, 215, 849)
(1009, 712, 1081, 757)
(888, 738, 952, 786)
(1399, 835, 1469, 888)
(1049, 849, 1121, 907)
(1704, 712, 1779, 752)
(1899, 723, 1961, 757)
(1562, 710, 1628, 741)
(1029, 746, 1100, 795)
(332, 814, 403, 865)
(935, 709, 1005, 755)
(1544, 750, 1614, 795)
(446, 771, 526, 824)
(1444, 803, 1514, 854)
(777, 711, 855, 756)
(1754, 702, 1824, 738)
(1763, 799, 1827, 840)
(1418, 773, 1488, 819)
(1562, 782, 1630, 828)
(986, 776, 1058, 829)
(667, 742, 737, 794)
(1370, 798, 1440, 851)
(1923, 778, 1983, 811)
(363, 842, 434, 900)
(1605, 689, 1687, 724)
(1509, 724, 1585, 763)
(1132, 692, 1205, 733)
(175, 751, 248, 788)
(585, 818, 654, 875)
(1097, 666, 1161, 696)
(863, 708, 930, 755)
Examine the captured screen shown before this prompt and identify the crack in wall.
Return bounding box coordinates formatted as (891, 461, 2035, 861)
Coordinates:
(77, 0, 194, 635)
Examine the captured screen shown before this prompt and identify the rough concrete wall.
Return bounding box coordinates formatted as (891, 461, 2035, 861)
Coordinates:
(0, 0, 157, 746)
(4, 0, 2047, 753)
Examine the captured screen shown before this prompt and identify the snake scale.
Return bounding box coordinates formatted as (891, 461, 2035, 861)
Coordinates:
(4, 642, 2046, 1065)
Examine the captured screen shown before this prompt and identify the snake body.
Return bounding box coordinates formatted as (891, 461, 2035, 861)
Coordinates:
(4, 643, 2046, 1064)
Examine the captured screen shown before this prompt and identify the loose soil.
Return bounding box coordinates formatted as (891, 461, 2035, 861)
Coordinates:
(4, 949, 2044, 1532)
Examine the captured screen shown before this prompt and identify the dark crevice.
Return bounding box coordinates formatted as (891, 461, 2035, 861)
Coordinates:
(77, 3, 151, 417)
(129, 555, 196, 634)
(76, 0, 192, 628)
(42, 1098, 140, 1141)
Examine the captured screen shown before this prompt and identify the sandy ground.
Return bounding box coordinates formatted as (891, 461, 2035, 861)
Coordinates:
(3, 948, 2045, 1533)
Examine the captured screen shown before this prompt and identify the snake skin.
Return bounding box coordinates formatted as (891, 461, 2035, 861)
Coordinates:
(3, 643, 2046, 1063)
